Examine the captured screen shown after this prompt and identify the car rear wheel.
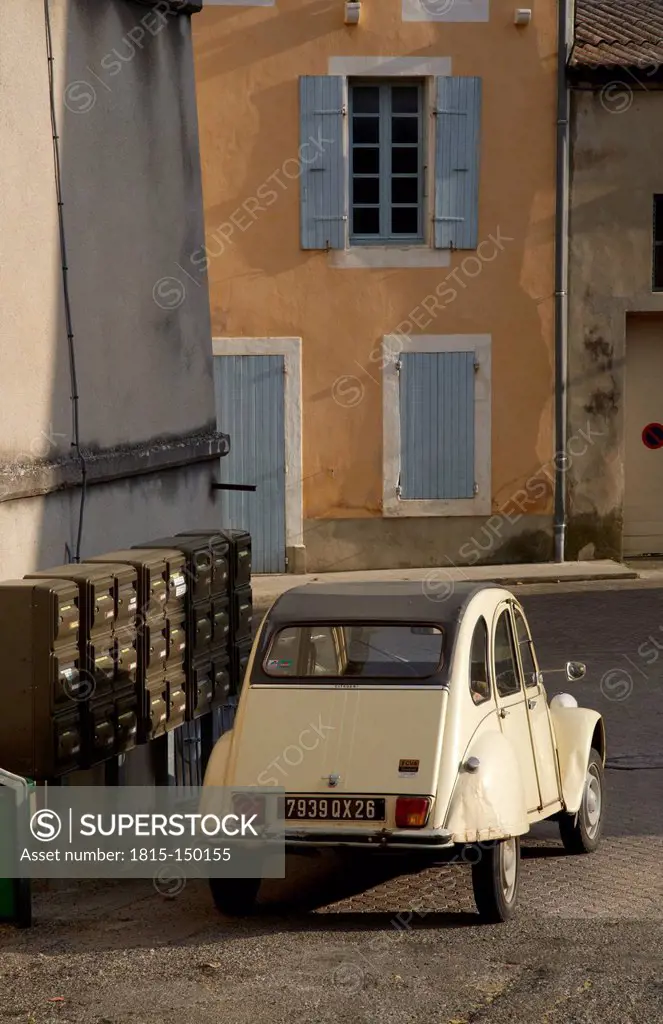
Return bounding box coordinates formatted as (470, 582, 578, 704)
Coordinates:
(209, 877, 261, 916)
(470, 837, 520, 923)
(559, 747, 604, 854)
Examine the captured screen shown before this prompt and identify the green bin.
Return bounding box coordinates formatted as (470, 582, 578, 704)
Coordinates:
(0, 769, 34, 927)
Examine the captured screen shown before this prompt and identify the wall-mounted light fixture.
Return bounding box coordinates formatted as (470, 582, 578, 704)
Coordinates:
(514, 8, 532, 25)
(345, 1, 361, 25)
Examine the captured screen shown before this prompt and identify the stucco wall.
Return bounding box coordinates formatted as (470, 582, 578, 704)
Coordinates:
(0, 0, 62, 459)
(0, 0, 220, 577)
(567, 85, 663, 560)
(193, 0, 558, 570)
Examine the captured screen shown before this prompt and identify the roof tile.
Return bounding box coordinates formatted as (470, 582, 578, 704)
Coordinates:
(572, 0, 663, 68)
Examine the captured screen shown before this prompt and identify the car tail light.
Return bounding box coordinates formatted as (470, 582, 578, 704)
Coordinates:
(232, 793, 265, 827)
(395, 796, 431, 829)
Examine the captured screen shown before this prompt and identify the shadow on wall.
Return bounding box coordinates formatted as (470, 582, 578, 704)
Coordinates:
(193, 0, 337, 80)
(197, 3, 444, 285)
(36, 0, 216, 571)
(203, 79, 314, 283)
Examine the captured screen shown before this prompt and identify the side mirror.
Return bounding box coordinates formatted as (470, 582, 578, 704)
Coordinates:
(566, 661, 586, 681)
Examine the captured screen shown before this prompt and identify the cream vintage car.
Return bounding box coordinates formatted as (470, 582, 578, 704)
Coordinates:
(202, 581, 606, 923)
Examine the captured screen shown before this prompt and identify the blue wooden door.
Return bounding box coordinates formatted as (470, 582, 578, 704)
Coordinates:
(213, 355, 286, 573)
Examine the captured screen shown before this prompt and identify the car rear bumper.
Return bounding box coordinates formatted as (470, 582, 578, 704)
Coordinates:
(281, 826, 454, 850)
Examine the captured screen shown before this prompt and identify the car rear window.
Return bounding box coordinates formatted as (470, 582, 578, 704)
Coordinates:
(262, 623, 444, 680)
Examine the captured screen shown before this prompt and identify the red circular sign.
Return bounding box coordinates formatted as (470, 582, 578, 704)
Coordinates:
(642, 423, 663, 449)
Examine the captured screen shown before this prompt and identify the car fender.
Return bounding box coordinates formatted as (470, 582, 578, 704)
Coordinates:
(550, 706, 605, 813)
(199, 729, 236, 820)
(444, 728, 529, 843)
(201, 613, 270, 796)
(202, 728, 234, 788)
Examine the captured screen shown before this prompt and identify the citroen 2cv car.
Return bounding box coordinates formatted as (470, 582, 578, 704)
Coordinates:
(202, 581, 606, 922)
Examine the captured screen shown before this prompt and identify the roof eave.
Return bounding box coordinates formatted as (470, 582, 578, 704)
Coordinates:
(568, 61, 663, 86)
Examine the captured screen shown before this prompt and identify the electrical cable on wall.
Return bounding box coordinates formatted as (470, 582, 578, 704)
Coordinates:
(44, 0, 86, 563)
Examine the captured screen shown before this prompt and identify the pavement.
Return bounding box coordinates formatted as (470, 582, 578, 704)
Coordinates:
(2, 579, 663, 1022)
(251, 558, 640, 618)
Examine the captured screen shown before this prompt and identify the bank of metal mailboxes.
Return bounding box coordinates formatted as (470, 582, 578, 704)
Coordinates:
(179, 528, 251, 588)
(0, 529, 252, 781)
(179, 532, 254, 692)
(133, 535, 232, 718)
(23, 564, 140, 769)
(84, 549, 187, 741)
(0, 578, 84, 779)
(178, 530, 252, 691)
(24, 564, 137, 684)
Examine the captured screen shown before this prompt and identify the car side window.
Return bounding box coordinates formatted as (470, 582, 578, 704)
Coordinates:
(309, 627, 340, 675)
(493, 610, 522, 698)
(514, 608, 539, 690)
(469, 617, 491, 705)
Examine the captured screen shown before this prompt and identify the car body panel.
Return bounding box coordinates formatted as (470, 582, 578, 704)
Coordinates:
(444, 724, 529, 842)
(550, 706, 605, 813)
(229, 684, 446, 797)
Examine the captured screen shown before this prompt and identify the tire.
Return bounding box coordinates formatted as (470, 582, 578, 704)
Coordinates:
(209, 877, 260, 916)
(470, 837, 520, 923)
(559, 747, 604, 854)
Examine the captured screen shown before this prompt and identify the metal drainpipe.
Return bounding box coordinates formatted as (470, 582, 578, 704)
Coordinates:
(553, 0, 571, 563)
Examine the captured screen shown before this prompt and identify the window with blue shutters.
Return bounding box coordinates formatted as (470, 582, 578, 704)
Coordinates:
(299, 74, 482, 252)
(398, 351, 476, 500)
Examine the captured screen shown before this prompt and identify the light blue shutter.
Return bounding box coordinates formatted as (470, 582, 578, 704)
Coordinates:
(434, 77, 482, 250)
(299, 76, 346, 250)
(399, 352, 475, 500)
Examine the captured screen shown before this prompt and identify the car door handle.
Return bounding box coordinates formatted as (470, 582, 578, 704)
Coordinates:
(528, 698, 537, 710)
(499, 708, 509, 718)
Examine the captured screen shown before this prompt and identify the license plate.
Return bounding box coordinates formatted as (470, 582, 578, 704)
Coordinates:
(285, 796, 386, 822)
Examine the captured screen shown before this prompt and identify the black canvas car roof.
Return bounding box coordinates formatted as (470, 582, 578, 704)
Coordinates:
(251, 581, 506, 685)
(266, 580, 499, 626)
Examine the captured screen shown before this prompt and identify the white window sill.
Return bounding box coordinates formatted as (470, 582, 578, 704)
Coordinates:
(329, 246, 451, 269)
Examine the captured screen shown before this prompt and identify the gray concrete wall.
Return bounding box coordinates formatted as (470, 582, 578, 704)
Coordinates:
(567, 85, 663, 560)
(0, 0, 220, 578)
(48, 0, 215, 451)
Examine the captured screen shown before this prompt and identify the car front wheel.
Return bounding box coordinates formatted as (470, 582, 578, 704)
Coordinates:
(470, 837, 520, 923)
(559, 747, 604, 854)
(209, 877, 261, 916)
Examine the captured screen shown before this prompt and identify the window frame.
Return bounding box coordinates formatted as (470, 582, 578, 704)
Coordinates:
(512, 605, 541, 692)
(348, 78, 426, 248)
(261, 620, 445, 682)
(382, 334, 492, 518)
(469, 615, 491, 706)
(492, 607, 523, 700)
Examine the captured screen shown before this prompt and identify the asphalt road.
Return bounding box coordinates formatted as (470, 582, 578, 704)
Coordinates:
(1, 581, 663, 1024)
